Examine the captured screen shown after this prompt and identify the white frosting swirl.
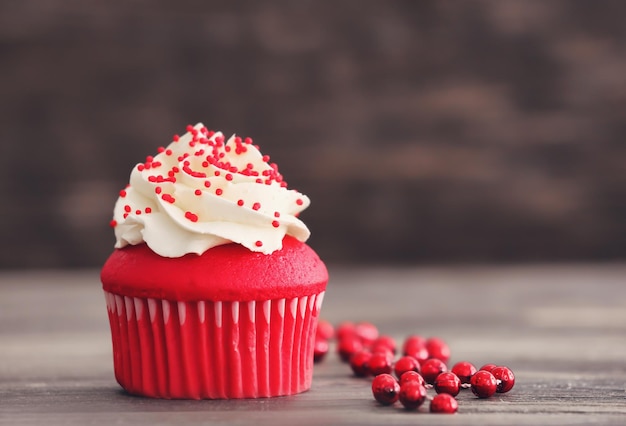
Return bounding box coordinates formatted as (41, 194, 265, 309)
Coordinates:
(111, 123, 311, 257)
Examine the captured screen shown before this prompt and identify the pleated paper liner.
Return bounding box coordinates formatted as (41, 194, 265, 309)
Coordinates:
(104, 291, 325, 399)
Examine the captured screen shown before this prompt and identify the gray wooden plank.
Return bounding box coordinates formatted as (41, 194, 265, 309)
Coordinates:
(1, 266, 625, 425)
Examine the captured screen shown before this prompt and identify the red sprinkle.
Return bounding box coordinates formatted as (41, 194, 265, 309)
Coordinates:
(109, 220, 117, 228)
(119, 190, 127, 197)
(216, 188, 223, 196)
(161, 194, 175, 203)
(237, 199, 244, 206)
(135, 210, 142, 215)
(225, 173, 233, 181)
(194, 189, 202, 196)
(155, 187, 162, 194)
(145, 207, 152, 213)
(274, 211, 280, 218)
(183, 165, 207, 178)
(185, 211, 198, 222)
(204, 181, 211, 188)
(124, 205, 131, 213)
(272, 220, 280, 228)
(296, 199, 304, 206)
(252, 202, 261, 211)
(255, 241, 263, 247)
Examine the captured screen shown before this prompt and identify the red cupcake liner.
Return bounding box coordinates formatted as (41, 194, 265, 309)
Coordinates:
(104, 291, 325, 399)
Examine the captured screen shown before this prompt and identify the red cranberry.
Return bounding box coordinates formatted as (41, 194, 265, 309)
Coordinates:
(470, 370, 497, 398)
(355, 322, 379, 347)
(399, 381, 427, 410)
(399, 370, 426, 387)
(313, 337, 329, 363)
(370, 345, 394, 362)
(371, 373, 400, 406)
(433, 372, 461, 397)
(402, 335, 428, 363)
(403, 334, 426, 351)
(393, 355, 420, 379)
(425, 337, 450, 363)
(316, 319, 335, 341)
(451, 361, 477, 384)
(371, 335, 396, 354)
(336, 321, 356, 341)
(337, 334, 363, 362)
(420, 358, 447, 384)
(430, 393, 458, 414)
(368, 351, 393, 376)
(491, 366, 515, 393)
(479, 363, 497, 373)
(349, 350, 372, 377)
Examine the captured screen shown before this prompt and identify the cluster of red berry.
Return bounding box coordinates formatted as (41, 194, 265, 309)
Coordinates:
(314, 320, 515, 414)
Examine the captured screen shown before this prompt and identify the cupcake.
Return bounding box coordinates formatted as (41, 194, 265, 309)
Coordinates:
(101, 123, 328, 399)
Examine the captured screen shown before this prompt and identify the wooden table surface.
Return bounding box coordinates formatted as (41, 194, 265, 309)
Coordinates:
(1, 265, 625, 425)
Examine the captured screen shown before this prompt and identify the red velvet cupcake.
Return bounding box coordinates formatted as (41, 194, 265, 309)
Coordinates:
(101, 124, 328, 399)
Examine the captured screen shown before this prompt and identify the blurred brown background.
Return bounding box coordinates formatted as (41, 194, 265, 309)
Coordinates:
(1, 0, 625, 268)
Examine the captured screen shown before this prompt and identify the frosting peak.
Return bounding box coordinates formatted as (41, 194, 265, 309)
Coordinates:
(111, 123, 311, 257)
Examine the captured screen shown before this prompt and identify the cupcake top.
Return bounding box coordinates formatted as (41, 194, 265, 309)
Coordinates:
(110, 123, 311, 257)
(102, 236, 327, 301)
